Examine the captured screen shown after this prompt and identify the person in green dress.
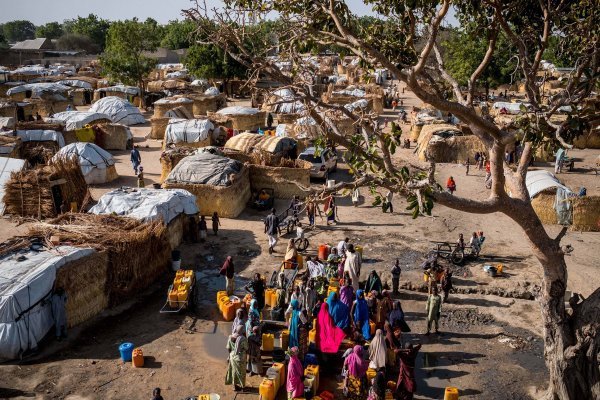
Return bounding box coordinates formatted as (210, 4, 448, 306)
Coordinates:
(425, 286, 442, 335)
(226, 325, 248, 391)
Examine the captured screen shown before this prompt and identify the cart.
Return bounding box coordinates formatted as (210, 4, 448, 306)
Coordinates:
(269, 262, 299, 291)
(429, 241, 479, 265)
(160, 280, 196, 313)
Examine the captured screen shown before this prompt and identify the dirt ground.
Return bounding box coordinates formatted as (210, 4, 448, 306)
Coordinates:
(0, 87, 598, 400)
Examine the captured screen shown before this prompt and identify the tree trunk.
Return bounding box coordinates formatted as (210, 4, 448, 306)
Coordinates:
(510, 204, 600, 399)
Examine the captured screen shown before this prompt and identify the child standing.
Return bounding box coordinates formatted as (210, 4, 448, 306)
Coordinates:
(137, 166, 145, 188)
(212, 212, 220, 236)
(199, 215, 208, 242)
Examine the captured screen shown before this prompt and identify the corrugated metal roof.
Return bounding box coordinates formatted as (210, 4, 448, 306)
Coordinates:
(11, 38, 52, 51)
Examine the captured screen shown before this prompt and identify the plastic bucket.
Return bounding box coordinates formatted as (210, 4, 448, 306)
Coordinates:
(171, 260, 181, 272)
(444, 387, 459, 400)
(119, 342, 134, 362)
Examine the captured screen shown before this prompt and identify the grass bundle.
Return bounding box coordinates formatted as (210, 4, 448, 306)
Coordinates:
(571, 196, 600, 232)
(207, 110, 266, 131)
(150, 117, 169, 140)
(190, 94, 226, 116)
(416, 124, 487, 163)
(94, 123, 131, 150)
(16, 121, 64, 132)
(29, 213, 171, 306)
(3, 157, 90, 219)
(21, 142, 58, 165)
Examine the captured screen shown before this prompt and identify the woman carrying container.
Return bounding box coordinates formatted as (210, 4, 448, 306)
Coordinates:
(225, 325, 248, 392)
(286, 347, 305, 399)
(246, 326, 263, 376)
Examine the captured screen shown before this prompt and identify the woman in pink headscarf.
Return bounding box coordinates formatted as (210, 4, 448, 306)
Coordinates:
(286, 347, 304, 398)
(343, 345, 369, 397)
(316, 302, 346, 353)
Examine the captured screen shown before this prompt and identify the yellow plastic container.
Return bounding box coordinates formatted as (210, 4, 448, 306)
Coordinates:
(305, 364, 319, 391)
(216, 291, 227, 304)
(296, 254, 304, 269)
(309, 327, 317, 344)
(132, 348, 144, 367)
(176, 270, 185, 280)
(177, 286, 189, 302)
(444, 387, 459, 400)
(259, 378, 275, 400)
(266, 368, 281, 390)
(281, 330, 289, 349)
(168, 289, 179, 308)
(366, 368, 376, 382)
(222, 301, 236, 321)
(265, 288, 276, 308)
(497, 264, 504, 275)
(272, 362, 286, 386)
(262, 333, 274, 351)
(355, 245, 363, 256)
(181, 276, 192, 290)
(184, 269, 194, 279)
(423, 272, 429, 282)
(173, 277, 183, 289)
(218, 296, 229, 312)
(327, 286, 339, 297)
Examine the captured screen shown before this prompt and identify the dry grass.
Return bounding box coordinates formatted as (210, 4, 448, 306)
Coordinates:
(531, 192, 600, 232)
(21, 141, 58, 165)
(95, 124, 131, 150)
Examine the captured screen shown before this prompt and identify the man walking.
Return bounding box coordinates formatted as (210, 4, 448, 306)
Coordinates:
(391, 259, 401, 295)
(426, 286, 442, 335)
(130, 145, 142, 174)
(264, 209, 280, 254)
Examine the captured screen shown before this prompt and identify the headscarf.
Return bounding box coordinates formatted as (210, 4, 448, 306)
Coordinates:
(232, 308, 246, 335)
(220, 256, 234, 278)
(353, 290, 371, 340)
(285, 239, 298, 262)
(246, 299, 260, 332)
(384, 321, 400, 350)
(288, 299, 301, 348)
(339, 283, 354, 308)
(230, 325, 246, 354)
(365, 271, 382, 293)
(369, 329, 387, 370)
(286, 347, 305, 397)
(316, 302, 346, 353)
(344, 345, 369, 378)
(388, 301, 405, 329)
(327, 291, 350, 329)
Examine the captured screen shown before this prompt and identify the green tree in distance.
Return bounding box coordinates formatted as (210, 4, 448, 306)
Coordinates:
(2, 20, 36, 42)
(63, 14, 110, 52)
(161, 20, 197, 50)
(36, 22, 63, 40)
(101, 18, 162, 107)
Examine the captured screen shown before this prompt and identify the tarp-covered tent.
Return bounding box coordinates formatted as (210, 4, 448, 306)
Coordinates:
(344, 99, 369, 112)
(0, 157, 27, 214)
(332, 88, 366, 97)
(165, 152, 242, 186)
(46, 111, 111, 131)
(255, 135, 296, 154)
(6, 82, 70, 97)
(224, 132, 263, 153)
(164, 119, 214, 147)
(95, 85, 140, 96)
(217, 106, 260, 116)
(0, 117, 15, 130)
(89, 97, 145, 126)
(492, 102, 528, 115)
(0, 246, 95, 360)
(57, 79, 93, 90)
(525, 170, 573, 199)
(204, 87, 220, 96)
(52, 142, 118, 184)
(89, 187, 198, 223)
(14, 130, 65, 148)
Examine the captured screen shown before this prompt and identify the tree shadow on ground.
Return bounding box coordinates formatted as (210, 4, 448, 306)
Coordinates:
(0, 388, 36, 398)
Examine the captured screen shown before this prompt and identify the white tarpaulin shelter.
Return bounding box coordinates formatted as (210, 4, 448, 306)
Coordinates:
(6, 82, 71, 96)
(344, 99, 369, 112)
(217, 106, 259, 116)
(89, 97, 145, 126)
(96, 85, 139, 96)
(525, 170, 573, 199)
(52, 143, 115, 184)
(164, 119, 214, 146)
(0, 158, 27, 214)
(333, 88, 366, 97)
(204, 87, 220, 96)
(0, 117, 15, 130)
(15, 130, 65, 148)
(0, 245, 95, 360)
(10, 65, 46, 76)
(166, 152, 243, 186)
(45, 111, 111, 131)
(57, 79, 93, 89)
(492, 102, 528, 115)
(89, 187, 198, 223)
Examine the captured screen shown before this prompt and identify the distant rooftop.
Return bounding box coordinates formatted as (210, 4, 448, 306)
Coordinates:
(11, 38, 54, 51)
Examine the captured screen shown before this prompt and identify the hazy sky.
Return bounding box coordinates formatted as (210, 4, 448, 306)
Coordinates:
(1, 0, 384, 24)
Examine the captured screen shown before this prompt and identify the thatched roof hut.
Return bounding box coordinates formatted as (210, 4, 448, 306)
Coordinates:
(416, 124, 486, 163)
(208, 106, 266, 131)
(163, 152, 251, 218)
(153, 97, 194, 119)
(224, 132, 264, 153)
(89, 97, 146, 126)
(52, 143, 118, 184)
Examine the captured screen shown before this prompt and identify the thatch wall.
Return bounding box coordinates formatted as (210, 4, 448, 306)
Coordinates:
(276, 113, 300, 125)
(163, 166, 251, 218)
(0, 135, 22, 158)
(0, 103, 17, 118)
(207, 111, 266, 131)
(222, 149, 254, 164)
(3, 157, 90, 218)
(30, 214, 171, 307)
(248, 160, 311, 199)
(573, 130, 600, 149)
(531, 192, 600, 232)
(153, 98, 194, 119)
(54, 250, 109, 328)
(191, 94, 227, 116)
(159, 146, 198, 183)
(150, 117, 170, 140)
(166, 213, 187, 249)
(29, 99, 71, 117)
(416, 124, 486, 163)
(21, 141, 59, 165)
(94, 124, 131, 150)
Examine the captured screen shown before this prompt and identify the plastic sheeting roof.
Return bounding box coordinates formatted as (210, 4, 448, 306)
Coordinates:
(492, 102, 528, 114)
(96, 85, 139, 96)
(525, 170, 573, 199)
(15, 130, 65, 148)
(154, 97, 193, 105)
(255, 136, 296, 154)
(165, 152, 243, 187)
(46, 111, 111, 131)
(295, 116, 317, 126)
(0, 117, 15, 130)
(344, 99, 369, 112)
(89, 187, 198, 223)
(0, 245, 95, 360)
(333, 88, 366, 97)
(52, 142, 115, 176)
(6, 82, 71, 96)
(57, 79, 93, 89)
(204, 87, 220, 96)
(217, 106, 260, 116)
(164, 119, 214, 145)
(0, 158, 27, 215)
(89, 97, 146, 126)
(10, 65, 46, 75)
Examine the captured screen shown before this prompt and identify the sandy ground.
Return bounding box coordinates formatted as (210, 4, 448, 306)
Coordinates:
(0, 88, 598, 400)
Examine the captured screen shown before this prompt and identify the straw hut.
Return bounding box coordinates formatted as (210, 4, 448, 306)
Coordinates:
(224, 132, 264, 153)
(572, 124, 600, 149)
(416, 124, 486, 163)
(89, 187, 199, 249)
(14, 129, 65, 165)
(45, 111, 112, 145)
(94, 123, 133, 151)
(150, 117, 170, 140)
(208, 106, 266, 131)
(28, 214, 172, 307)
(160, 146, 198, 183)
(163, 119, 214, 150)
(3, 157, 90, 218)
(153, 97, 194, 119)
(249, 159, 311, 199)
(0, 242, 104, 360)
(163, 152, 251, 218)
(52, 143, 118, 185)
(0, 158, 27, 215)
(147, 79, 189, 93)
(189, 88, 227, 116)
(0, 135, 22, 158)
(0, 100, 17, 118)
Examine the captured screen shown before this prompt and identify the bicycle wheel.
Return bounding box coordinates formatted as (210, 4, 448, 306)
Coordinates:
(295, 238, 309, 251)
(438, 243, 452, 259)
(451, 250, 465, 265)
